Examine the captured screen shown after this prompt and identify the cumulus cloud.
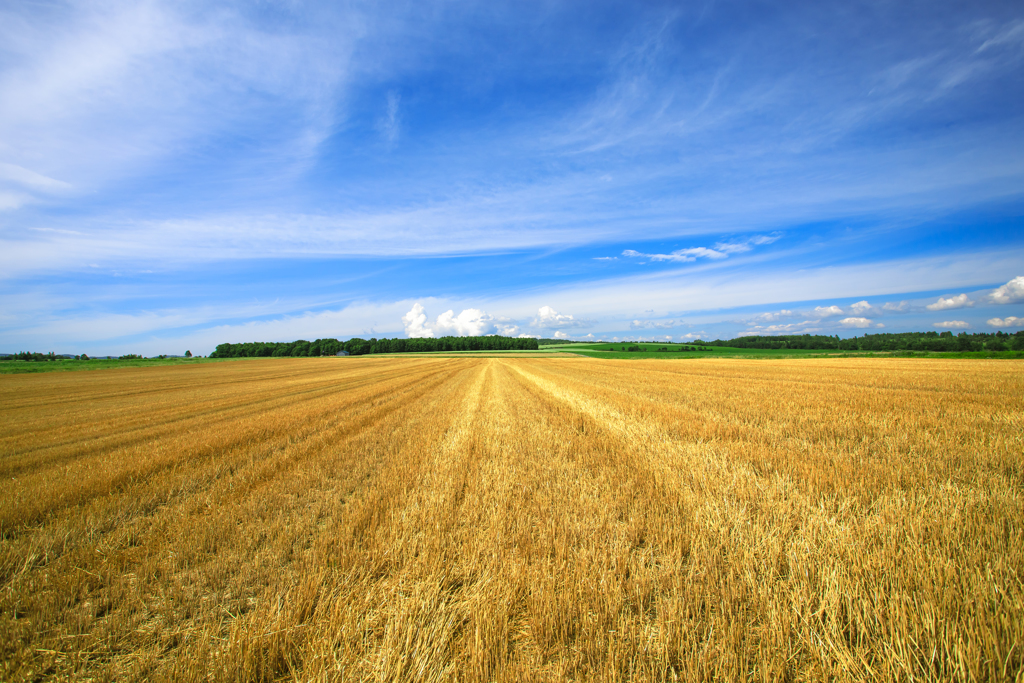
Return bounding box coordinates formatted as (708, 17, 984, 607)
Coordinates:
(401, 303, 432, 337)
(741, 320, 821, 335)
(738, 323, 821, 336)
(986, 276, 1024, 304)
(553, 330, 569, 339)
(629, 319, 677, 329)
(401, 303, 498, 338)
(750, 309, 795, 323)
(883, 300, 912, 312)
(839, 317, 873, 328)
(764, 324, 817, 332)
(434, 308, 494, 336)
(495, 323, 521, 336)
(849, 300, 878, 315)
(532, 305, 592, 329)
(987, 316, 1023, 328)
(926, 293, 973, 311)
(813, 305, 844, 318)
(933, 320, 970, 329)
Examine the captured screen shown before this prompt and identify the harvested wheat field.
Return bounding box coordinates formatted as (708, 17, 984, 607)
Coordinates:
(0, 357, 1021, 682)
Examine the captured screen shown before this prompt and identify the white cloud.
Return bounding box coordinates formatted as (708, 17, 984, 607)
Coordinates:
(436, 308, 494, 336)
(0, 191, 31, 211)
(375, 91, 401, 146)
(750, 309, 795, 322)
(401, 303, 497, 338)
(532, 305, 591, 329)
(0, 1, 359, 211)
(849, 300, 878, 315)
(741, 320, 821, 335)
(987, 316, 1023, 328)
(882, 300, 911, 312)
(629, 319, 677, 329)
(933, 320, 970, 329)
(621, 235, 779, 264)
(986, 276, 1024, 305)
(553, 330, 569, 339)
(0, 162, 73, 193)
(711, 234, 782, 254)
(814, 305, 844, 318)
(622, 247, 726, 263)
(7, 244, 1023, 356)
(926, 293, 973, 311)
(401, 302, 433, 338)
(839, 317, 873, 328)
(2, 298, 420, 357)
(738, 324, 820, 336)
(495, 324, 520, 336)
(593, 256, 617, 261)
(976, 19, 1024, 53)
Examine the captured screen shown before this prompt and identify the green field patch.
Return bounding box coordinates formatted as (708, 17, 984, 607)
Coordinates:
(0, 356, 236, 375)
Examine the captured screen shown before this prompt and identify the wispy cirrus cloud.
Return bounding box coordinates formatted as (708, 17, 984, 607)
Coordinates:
(622, 247, 726, 263)
(0, 1, 363, 211)
(629, 319, 678, 329)
(2, 2, 1024, 353)
(375, 91, 402, 147)
(711, 234, 782, 254)
(621, 234, 780, 263)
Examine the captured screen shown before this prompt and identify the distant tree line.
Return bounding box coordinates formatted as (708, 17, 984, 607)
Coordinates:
(209, 335, 539, 358)
(709, 331, 1024, 352)
(7, 351, 63, 361)
(3, 352, 93, 361)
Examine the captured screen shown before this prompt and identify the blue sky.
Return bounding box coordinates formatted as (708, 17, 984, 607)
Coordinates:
(1, 0, 1023, 354)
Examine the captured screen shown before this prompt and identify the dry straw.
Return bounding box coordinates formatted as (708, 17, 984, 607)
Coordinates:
(0, 357, 1021, 681)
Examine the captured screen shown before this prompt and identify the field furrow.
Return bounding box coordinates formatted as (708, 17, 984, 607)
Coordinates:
(1, 357, 1021, 682)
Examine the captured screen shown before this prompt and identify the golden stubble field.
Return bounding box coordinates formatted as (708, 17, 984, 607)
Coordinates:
(0, 357, 1021, 682)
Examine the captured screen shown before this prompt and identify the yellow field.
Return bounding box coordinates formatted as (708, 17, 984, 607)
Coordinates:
(0, 357, 1021, 682)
